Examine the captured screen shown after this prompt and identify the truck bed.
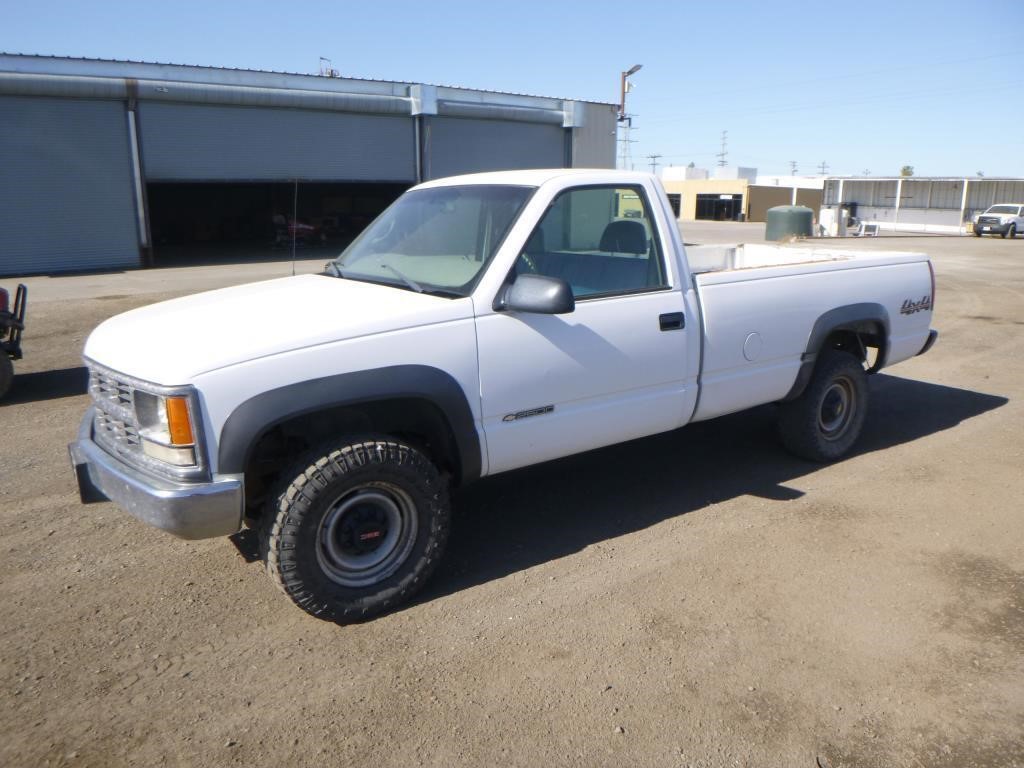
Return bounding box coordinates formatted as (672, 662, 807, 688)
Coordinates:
(686, 243, 934, 423)
(686, 243, 927, 278)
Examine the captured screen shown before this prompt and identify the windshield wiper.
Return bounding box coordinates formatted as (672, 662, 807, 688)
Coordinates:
(324, 261, 346, 278)
(380, 263, 424, 293)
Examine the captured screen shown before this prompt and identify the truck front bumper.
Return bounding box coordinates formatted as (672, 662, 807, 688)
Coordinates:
(974, 222, 1011, 235)
(68, 409, 243, 540)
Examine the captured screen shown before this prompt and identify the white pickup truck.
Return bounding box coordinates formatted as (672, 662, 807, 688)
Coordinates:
(70, 170, 938, 621)
(972, 203, 1024, 238)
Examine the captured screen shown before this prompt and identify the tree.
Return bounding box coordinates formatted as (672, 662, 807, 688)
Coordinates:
(900, 165, 914, 177)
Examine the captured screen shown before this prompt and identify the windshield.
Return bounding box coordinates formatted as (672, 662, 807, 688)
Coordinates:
(986, 205, 1021, 215)
(328, 184, 535, 296)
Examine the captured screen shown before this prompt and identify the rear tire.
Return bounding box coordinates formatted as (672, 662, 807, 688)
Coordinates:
(0, 355, 13, 400)
(261, 437, 451, 622)
(779, 351, 868, 462)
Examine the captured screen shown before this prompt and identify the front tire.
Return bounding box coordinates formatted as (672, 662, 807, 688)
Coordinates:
(779, 351, 868, 462)
(261, 438, 451, 622)
(1005, 224, 1016, 239)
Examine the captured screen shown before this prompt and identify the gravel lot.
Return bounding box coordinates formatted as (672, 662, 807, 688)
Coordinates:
(1, 229, 1021, 767)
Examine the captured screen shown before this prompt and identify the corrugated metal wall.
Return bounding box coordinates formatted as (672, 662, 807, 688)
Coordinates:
(423, 116, 568, 180)
(0, 96, 140, 274)
(967, 180, 1024, 212)
(138, 103, 417, 182)
(571, 103, 617, 169)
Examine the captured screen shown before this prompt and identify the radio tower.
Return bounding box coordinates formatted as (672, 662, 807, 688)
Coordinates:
(716, 130, 728, 167)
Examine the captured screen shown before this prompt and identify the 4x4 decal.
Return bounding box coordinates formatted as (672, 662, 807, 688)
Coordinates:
(900, 296, 932, 315)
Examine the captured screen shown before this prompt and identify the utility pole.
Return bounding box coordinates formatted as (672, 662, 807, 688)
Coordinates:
(818, 160, 829, 175)
(647, 154, 662, 175)
(716, 130, 728, 167)
(789, 160, 798, 175)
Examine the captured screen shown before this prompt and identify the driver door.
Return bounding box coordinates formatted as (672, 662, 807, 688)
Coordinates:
(474, 184, 693, 475)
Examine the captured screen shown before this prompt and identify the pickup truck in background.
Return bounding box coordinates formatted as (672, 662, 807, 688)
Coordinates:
(70, 170, 938, 622)
(972, 203, 1024, 238)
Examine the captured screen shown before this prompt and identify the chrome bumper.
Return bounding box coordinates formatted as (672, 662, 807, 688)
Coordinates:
(68, 409, 243, 540)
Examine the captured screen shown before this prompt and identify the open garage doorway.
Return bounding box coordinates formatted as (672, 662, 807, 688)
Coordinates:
(696, 193, 744, 221)
(147, 182, 409, 266)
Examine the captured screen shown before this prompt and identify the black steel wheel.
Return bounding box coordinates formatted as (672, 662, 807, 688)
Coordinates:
(261, 438, 451, 622)
(779, 350, 868, 462)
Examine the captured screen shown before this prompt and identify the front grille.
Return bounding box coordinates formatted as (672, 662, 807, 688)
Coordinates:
(91, 369, 132, 407)
(978, 216, 1001, 226)
(85, 362, 208, 481)
(89, 366, 143, 463)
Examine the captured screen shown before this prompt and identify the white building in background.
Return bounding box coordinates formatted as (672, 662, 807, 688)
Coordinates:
(821, 176, 1024, 235)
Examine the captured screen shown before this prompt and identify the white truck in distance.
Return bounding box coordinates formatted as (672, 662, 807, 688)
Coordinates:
(70, 170, 938, 622)
(972, 203, 1024, 238)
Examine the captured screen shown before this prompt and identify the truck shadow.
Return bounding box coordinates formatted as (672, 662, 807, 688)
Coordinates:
(0, 366, 88, 406)
(418, 374, 1008, 608)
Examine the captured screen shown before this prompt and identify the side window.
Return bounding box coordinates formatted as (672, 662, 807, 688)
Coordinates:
(517, 186, 668, 299)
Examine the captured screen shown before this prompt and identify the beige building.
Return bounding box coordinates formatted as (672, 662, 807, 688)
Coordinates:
(660, 167, 823, 223)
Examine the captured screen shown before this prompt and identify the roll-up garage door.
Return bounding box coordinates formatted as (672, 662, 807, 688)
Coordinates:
(424, 117, 568, 180)
(137, 103, 416, 182)
(0, 96, 140, 275)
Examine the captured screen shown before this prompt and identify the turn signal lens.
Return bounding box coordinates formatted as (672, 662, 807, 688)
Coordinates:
(165, 396, 195, 446)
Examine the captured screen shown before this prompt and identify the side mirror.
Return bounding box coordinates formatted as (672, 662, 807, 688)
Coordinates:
(494, 274, 575, 315)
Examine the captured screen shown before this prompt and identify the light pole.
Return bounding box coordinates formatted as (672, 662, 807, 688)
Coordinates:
(618, 64, 642, 170)
(619, 64, 642, 120)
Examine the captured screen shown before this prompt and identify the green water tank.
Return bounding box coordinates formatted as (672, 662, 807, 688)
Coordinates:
(765, 205, 814, 241)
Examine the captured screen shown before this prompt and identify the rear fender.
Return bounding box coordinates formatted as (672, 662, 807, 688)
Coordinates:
(782, 303, 890, 401)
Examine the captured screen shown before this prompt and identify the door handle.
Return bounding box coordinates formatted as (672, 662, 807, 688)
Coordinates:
(659, 312, 685, 331)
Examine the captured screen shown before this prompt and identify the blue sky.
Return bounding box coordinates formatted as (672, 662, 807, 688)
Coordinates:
(3, 0, 1022, 177)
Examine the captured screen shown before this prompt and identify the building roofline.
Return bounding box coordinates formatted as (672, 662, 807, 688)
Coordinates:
(0, 52, 615, 106)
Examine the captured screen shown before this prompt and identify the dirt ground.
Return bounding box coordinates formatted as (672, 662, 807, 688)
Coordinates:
(1, 229, 1021, 768)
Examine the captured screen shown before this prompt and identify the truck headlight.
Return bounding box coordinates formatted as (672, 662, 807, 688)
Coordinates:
(134, 391, 198, 466)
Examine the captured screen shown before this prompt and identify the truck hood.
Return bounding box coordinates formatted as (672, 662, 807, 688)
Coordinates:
(84, 274, 473, 384)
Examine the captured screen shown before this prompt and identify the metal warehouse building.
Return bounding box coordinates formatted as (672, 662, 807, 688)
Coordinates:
(0, 54, 616, 276)
(821, 176, 1024, 235)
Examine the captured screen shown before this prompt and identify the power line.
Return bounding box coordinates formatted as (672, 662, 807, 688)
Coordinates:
(716, 130, 728, 167)
(818, 161, 829, 175)
(647, 154, 662, 174)
(642, 78, 1019, 126)
(640, 49, 1023, 108)
(789, 160, 798, 175)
